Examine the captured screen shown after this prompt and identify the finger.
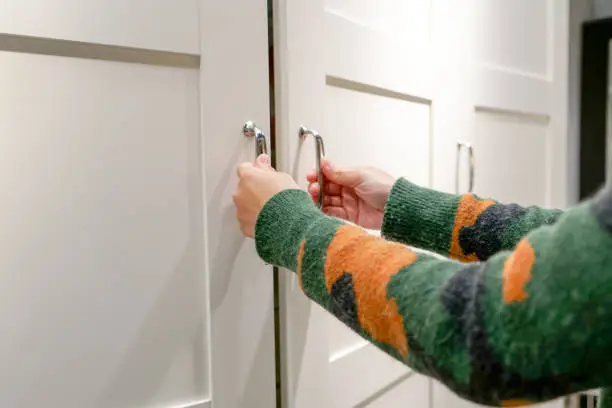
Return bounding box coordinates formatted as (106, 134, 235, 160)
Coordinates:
(321, 160, 362, 188)
(308, 182, 320, 197)
(310, 180, 342, 197)
(320, 157, 333, 171)
(323, 195, 343, 207)
(306, 170, 318, 183)
(255, 154, 273, 170)
(322, 206, 348, 220)
(237, 162, 254, 178)
(310, 185, 342, 206)
(307, 169, 331, 184)
(342, 191, 358, 208)
(324, 182, 342, 196)
(310, 190, 321, 204)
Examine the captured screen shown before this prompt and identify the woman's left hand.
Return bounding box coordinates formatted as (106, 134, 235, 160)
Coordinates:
(234, 154, 300, 238)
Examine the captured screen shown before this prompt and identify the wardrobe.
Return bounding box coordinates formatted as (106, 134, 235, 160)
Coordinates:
(0, 0, 571, 407)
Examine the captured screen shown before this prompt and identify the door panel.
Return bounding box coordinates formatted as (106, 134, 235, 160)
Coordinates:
(325, 13, 433, 103)
(473, 0, 549, 75)
(325, 0, 430, 43)
(322, 6, 432, 407)
(0, 0, 275, 407)
(279, 0, 569, 408)
(0, 0, 199, 53)
(0, 51, 205, 408)
(363, 374, 431, 408)
(432, 1, 568, 408)
(473, 110, 550, 206)
(329, 341, 420, 408)
(277, 0, 432, 407)
(322, 81, 431, 406)
(200, 1, 275, 406)
(325, 84, 430, 185)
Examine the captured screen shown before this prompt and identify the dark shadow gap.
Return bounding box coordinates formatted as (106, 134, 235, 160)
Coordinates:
(266, 1, 283, 407)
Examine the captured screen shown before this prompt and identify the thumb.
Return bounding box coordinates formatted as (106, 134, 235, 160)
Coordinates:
(255, 154, 273, 170)
(322, 159, 363, 188)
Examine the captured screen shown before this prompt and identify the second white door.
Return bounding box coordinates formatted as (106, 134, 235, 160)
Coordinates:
(274, 0, 570, 408)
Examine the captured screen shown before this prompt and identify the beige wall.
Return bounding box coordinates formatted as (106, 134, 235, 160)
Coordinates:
(594, 0, 612, 18)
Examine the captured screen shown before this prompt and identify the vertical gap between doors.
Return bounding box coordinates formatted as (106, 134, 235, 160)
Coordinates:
(266, 0, 282, 407)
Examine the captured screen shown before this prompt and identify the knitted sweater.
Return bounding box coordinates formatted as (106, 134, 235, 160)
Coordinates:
(255, 178, 612, 407)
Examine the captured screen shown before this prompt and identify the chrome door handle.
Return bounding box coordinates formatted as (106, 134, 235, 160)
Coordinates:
(456, 141, 475, 194)
(242, 121, 268, 156)
(299, 126, 326, 208)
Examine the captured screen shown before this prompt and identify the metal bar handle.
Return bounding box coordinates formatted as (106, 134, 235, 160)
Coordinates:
(299, 126, 326, 209)
(242, 121, 268, 156)
(456, 141, 475, 194)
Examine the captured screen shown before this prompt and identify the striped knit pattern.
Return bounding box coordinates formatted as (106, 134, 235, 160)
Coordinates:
(255, 178, 612, 407)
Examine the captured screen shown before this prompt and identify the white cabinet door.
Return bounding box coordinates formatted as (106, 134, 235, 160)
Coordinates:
(201, 1, 277, 408)
(275, 0, 570, 408)
(274, 0, 433, 407)
(0, 0, 199, 52)
(0, 1, 275, 408)
(431, 1, 569, 408)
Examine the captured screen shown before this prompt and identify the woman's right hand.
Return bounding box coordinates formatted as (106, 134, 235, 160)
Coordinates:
(307, 159, 396, 230)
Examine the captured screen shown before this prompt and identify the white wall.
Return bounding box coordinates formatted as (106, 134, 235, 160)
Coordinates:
(594, 0, 612, 18)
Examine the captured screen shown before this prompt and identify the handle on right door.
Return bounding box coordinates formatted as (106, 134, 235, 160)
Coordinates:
(456, 140, 475, 194)
(242, 121, 268, 156)
(299, 126, 326, 208)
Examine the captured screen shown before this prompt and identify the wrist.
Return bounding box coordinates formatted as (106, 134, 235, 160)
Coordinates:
(363, 174, 396, 211)
(381, 181, 394, 208)
(381, 179, 458, 252)
(255, 189, 323, 268)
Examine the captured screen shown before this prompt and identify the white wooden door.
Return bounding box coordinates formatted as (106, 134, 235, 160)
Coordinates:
(0, 1, 276, 408)
(274, 0, 570, 408)
(274, 0, 433, 407)
(431, 2, 569, 407)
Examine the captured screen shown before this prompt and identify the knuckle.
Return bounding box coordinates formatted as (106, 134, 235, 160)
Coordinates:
(237, 163, 252, 177)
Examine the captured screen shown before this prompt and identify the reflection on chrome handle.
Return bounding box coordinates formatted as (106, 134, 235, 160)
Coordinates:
(299, 126, 326, 208)
(456, 141, 475, 194)
(242, 121, 268, 156)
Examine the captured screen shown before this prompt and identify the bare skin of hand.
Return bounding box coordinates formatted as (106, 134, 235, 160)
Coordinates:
(234, 154, 299, 238)
(307, 158, 395, 230)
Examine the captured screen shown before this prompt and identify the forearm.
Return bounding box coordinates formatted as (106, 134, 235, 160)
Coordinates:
(255, 187, 612, 406)
(382, 178, 563, 261)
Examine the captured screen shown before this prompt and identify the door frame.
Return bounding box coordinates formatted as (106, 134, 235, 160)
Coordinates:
(579, 17, 612, 199)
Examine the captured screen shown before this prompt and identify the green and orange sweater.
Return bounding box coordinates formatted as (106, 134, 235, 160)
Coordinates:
(255, 178, 612, 407)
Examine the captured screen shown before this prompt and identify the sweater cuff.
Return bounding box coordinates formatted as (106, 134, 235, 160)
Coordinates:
(255, 189, 324, 268)
(381, 178, 459, 252)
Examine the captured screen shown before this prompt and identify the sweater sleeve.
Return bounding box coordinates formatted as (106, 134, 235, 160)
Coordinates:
(381, 178, 563, 261)
(255, 187, 612, 406)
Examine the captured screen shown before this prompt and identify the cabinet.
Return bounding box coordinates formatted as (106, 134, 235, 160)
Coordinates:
(0, 1, 275, 407)
(0, 0, 572, 407)
(273, 0, 570, 407)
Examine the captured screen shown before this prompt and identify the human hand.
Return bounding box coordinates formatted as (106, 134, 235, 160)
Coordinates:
(234, 154, 300, 238)
(307, 159, 395, 229)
